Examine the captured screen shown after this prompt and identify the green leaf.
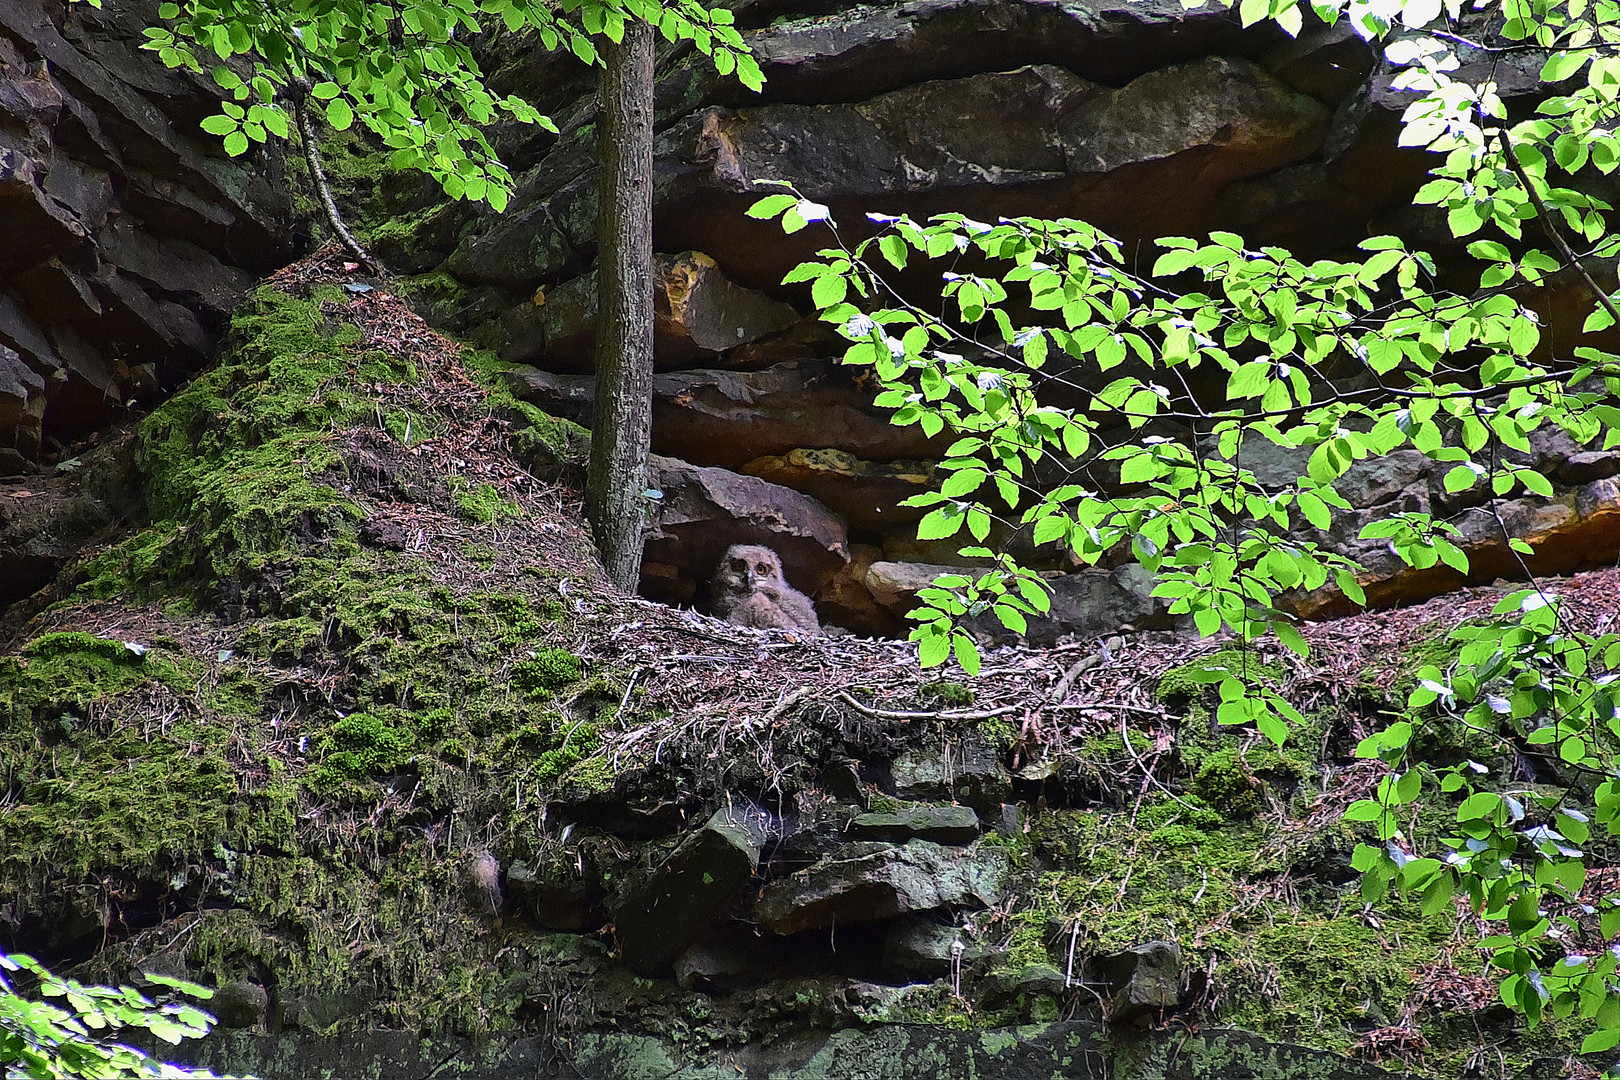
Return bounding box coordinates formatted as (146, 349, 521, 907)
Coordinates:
(1274, 620, 1309, 659)
(1444, 464, 1480, 493)
(222, 130, 249, 156)
(916, 507, 965, 541)
(325, 97, 355, 131)
(1518, 470, 1554, 497)
(811, 273, 847, 310)
(952, 633, 981, 675)
(1227, 359, 1271, 399)
(746, 193, 797, 220)
(1344, 799, 1384, 822)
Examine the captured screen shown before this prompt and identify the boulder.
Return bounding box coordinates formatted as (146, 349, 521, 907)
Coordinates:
(741, 449, 935, 534)
(983, 963, 1070, 1006)
(813, 543, 901, 637)
(610, 803, 771, 976)
(0, 429, 140, 613)
(279, 987, 376, 1031)
(890, 737, 1012, 812)
(211, 980, 268, 1029)
(503, 359, 949, 472)
(747, 0, 1281, 104)
(672, 934, 759, 992)
(864, 561, 987, 616)
(501, 251, 802, 369)
(754, 840, 1010, 935)
(972, 564, 1165, 646)
(1098, 940, 1183, 1021)
(848, 805, 981, 845)
(655, 57, 1329, 290)
(642, 456, 850, 605)
(882, 916, 987, 980)
(505, 861, 597, 932)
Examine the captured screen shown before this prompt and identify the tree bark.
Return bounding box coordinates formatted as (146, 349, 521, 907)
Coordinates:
(586, 20, 657, 592)
(291, 79, 375, 270)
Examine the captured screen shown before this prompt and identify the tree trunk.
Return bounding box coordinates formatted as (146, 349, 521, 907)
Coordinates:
(585, 20, 656, 592)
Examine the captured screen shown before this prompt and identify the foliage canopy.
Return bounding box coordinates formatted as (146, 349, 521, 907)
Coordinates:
(89, 0, 759, 210)
(752, 0, 1620, 1060)
(0, 952, 225, 1079)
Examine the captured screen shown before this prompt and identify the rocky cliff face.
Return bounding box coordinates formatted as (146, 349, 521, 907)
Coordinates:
(365, 0, 1620, 637)
(0, 0, 293, 471)
(0, 5, 1617, 1078)
(0, 0, 297, 605)
(4, 274, 1600, 1079)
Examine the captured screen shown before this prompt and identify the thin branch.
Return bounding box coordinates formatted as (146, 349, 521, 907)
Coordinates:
(1497, 128, 1620, 330)
(834, 690, 1018, 722)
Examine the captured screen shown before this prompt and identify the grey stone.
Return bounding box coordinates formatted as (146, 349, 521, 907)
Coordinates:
(161, 1021, 1404, 1079)
(1335, 450, 1437, 508)
(985, 963, 1070, 1004)
(891, 737, 1011, 812)
(755, 840, 1010, 935)
(0, 0, 292, 467)
(1060, 57, 1327, 177)
(672, 938, 756, 991)
(1099, 940, 1183, 1020)
(882, 916, 986, 979)
(503, 251, 801, 370)
(610, 803, 770, 975)
(279, 987, 375, 1031)
(642, 455, 850, 607)
(864, 561, 987, 615)
(505, 861, 596, 932)
(849, 805, 980, 845)
(211, 980, 267, 1029)
(133, 952, 190, 986)
(502, 359, 949, 473)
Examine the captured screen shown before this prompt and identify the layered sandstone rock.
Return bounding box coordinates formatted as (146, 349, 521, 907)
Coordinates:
(0, 0, 293, 472)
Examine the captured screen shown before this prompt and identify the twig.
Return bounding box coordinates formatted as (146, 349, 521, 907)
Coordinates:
(765, 686, 817, 725)
(614, 666, 646, 720)
(1053, 702, 1166, 717)
(834, 691, 1019, 722)
(1117, 713, 1199, 811)
(1049, 652, 1102, 705)
(1497, 128, 1620, 329)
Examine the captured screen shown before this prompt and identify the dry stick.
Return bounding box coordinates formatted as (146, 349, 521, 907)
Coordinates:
(1116, 713, 1199, 810)
(833, 690, 1019, 722)
(765, 686, 817, 725)
(294, 89, 376, 270)
(1048, 652, 1102, 706)
(1497, 128, 1620, 329)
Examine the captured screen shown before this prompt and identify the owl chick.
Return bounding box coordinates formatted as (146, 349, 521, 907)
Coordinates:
(710, 544, 821, 636)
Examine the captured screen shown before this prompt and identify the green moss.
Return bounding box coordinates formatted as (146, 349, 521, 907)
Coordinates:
(482, 592, 546, 646)
(9, 282, 631, 1037)
(1155, 649, 1284, 703)
(0, 634, 247, 899)
(868, 793, 902, 814)
(511, 649, 583, 696)
(314, 711, 417, 783)
(449, 477, 521, 525)
(458, 352, 592, 476)
(557, 754, 616, 795)
(921, 681, 974, 707)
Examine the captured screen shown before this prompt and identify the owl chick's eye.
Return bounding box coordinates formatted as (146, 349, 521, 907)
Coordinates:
(731, 560, 747, 572)
(757, 563, 771, 574)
